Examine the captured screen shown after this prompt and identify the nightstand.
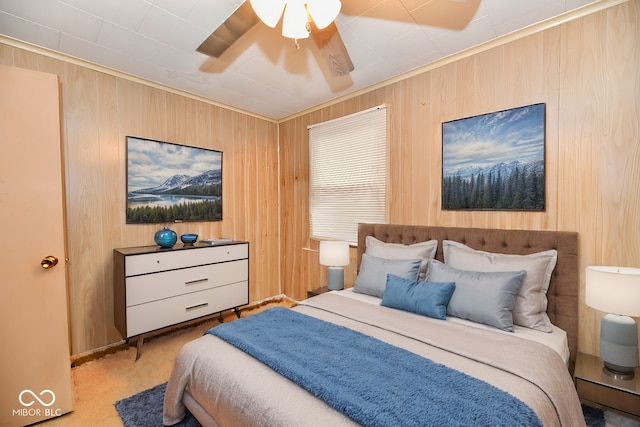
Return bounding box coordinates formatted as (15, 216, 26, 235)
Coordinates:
(574, 352, 640, 420)
(307, 286, 331, 298)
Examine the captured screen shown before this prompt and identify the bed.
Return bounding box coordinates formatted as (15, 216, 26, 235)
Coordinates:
(164, 224, 584, 426)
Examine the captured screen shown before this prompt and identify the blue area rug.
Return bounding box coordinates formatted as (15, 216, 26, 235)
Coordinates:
(115, 382, 605, 427)
(115, 382, 200, 427)
(582, 404, 606, 427)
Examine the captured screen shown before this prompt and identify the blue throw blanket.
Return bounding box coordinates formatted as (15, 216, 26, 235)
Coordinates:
(207, 307, 542, 427)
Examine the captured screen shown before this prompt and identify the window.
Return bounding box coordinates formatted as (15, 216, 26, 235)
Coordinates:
(309, 105, 387, 244)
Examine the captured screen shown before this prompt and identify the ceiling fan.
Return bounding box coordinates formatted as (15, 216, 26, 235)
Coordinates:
(196, 0, 481, 78)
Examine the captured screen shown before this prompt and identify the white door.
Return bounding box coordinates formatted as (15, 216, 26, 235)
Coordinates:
(0, 65, 72, 426)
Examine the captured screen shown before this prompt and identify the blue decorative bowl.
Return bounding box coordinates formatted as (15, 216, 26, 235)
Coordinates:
(154, 227, 177, 248)
(180, 233, 198, 245)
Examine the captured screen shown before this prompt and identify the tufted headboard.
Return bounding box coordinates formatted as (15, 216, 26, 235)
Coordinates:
(357, 223, 579, 374)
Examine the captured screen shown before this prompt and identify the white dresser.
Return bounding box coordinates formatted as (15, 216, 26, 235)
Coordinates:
(114, 242, 249, 349)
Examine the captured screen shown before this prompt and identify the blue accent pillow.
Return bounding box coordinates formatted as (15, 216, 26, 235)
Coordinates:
(426, 260, 526, 331)
(353, 254, 422, 298)
(381, 274, 455, 320)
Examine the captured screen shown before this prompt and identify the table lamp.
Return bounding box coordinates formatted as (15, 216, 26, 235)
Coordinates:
(319, 241, 350, 290)
(586, 266, 640, 380)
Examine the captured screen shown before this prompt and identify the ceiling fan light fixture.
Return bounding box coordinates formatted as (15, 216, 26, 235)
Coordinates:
(306, 0, 341, 29)
(282, 0, 310, 39)
(249, 0, 286, 28)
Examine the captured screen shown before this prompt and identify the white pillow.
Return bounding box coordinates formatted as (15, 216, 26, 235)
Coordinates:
(365, 236, 438, 280)
(443, 240, 557, 332)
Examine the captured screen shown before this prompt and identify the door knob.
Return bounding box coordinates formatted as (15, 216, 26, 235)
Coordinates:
(41, 256, 59, 269)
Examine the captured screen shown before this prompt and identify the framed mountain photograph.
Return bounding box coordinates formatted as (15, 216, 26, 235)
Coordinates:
(126, 136, 223, 223)
(441, 103, 546, 211)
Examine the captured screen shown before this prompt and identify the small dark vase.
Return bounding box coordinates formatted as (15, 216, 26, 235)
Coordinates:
(154, 227, 177, 248)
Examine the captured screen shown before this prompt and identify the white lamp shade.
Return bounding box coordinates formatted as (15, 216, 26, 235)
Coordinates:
(306, 0, 341, 29)
(586, 266, 640, 316)
(249, 0, 287, 28)
(250, 0, 341, 38)
(319, 241, 350, 267)
(281, 0, 310, 39)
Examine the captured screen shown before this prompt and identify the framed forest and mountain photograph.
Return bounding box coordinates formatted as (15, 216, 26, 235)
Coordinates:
(126, 136, 223, 223)
(441, 103, 546, 211)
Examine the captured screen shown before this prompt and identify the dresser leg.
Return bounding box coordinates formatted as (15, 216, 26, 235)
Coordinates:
(234, 307, 241, 319)
(136, 336, 144, 361)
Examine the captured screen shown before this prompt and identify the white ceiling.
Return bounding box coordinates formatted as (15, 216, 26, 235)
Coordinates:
(0, 0, 602, 120)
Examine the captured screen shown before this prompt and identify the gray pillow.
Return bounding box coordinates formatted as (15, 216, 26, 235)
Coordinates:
(426, 260, 526, 332)
(365, 236, 437, 280)
(353, 253, 422, 298)
(443, 240, 557, 332)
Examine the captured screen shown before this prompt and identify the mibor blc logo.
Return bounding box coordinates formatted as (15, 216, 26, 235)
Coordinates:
(12, 389, 62, 418)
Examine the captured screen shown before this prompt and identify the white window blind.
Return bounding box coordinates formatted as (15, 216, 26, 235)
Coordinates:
(309, 105, 387, 244)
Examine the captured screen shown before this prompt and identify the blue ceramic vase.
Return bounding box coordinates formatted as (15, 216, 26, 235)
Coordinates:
(154, 227, 177, 248)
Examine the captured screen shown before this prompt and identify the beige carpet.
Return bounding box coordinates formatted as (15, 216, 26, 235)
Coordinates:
(35, 296, 296, 427)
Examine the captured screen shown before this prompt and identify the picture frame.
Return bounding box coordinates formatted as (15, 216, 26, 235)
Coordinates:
(441, 103, 546, 211)
(126, 136, 223, 223)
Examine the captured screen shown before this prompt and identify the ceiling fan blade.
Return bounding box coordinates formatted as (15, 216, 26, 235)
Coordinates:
(404, 0, 481, 31)
(309, 21, 354, 77)
(196, 1, 260, 58)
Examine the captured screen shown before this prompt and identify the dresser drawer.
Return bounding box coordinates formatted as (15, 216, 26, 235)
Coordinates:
(126, 281, 248, 337)
(125, 244, 248, 276)
(126, 259, 248, 306)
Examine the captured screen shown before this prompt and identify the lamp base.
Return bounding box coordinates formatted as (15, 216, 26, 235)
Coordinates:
(602, 365, 635, 380)
(327, 267, 344, 291)
(600, 314, 638, 381)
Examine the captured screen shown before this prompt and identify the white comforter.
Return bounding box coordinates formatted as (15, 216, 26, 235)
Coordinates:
(164, 292, 585, 426)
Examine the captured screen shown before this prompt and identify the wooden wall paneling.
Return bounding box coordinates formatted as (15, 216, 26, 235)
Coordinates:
(602, 2, 640, 266)
(217, 107, 235, 240)
(599, 1, 640, 350)
(430, 62, 457, 227)
(280, 117, 311, 300)
(231, 112, 248, 244)
(62, 63, 103, 354)
(559, 11, 607, 356)
(245, 115, 260, 300)
(278, 120, 294, 297)
(295, 114, 313, 299)
(96, 72, 122, 344)
(388, 80, 412, 224)
(37, 54, 66, 80)
(214, 105, 230, 240)
(11, 46, 38, 70)
(171, 94, 198, 146)
(140, 85, 168, 142)
(260, 120, 281, 297)
(0, 43, 12, 65)
(407, 75, 431, 225)
(281, 119, 302, 298)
